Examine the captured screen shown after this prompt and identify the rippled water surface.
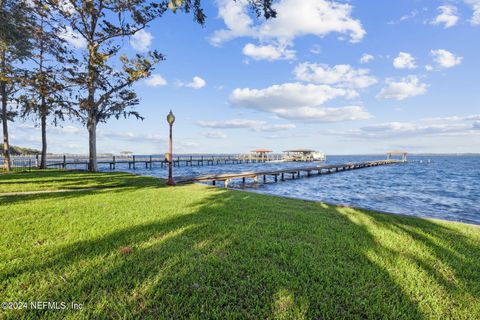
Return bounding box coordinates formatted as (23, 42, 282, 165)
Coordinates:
(102, 155, 480, 224)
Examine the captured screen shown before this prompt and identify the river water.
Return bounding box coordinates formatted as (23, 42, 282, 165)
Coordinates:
(101, 155, 480, 225)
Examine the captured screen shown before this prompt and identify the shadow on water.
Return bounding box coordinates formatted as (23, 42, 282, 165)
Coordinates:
(2, 187, 480, 319)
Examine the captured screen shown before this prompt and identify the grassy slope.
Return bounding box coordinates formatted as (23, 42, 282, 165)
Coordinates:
(1, 171, 479, 319)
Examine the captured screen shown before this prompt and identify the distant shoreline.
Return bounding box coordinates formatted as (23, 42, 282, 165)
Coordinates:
(3, 152, 480, 158)
(328, 153, 480, 156)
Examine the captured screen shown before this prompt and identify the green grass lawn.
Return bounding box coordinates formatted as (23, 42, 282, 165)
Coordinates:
(1, 171, 479, 319)
(0, 170, 162, 193)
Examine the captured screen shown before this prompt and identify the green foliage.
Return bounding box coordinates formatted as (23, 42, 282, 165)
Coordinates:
(19, 1, 77, 123)
(58, 1, 169, 125)
(1, 0, 36, 170)
(0, 0, 34, 61)
(1, 171, 479, 319)
(0, 145, 40, 157)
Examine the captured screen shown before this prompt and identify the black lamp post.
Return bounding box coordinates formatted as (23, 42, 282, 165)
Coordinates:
(166, 110, 176, 186)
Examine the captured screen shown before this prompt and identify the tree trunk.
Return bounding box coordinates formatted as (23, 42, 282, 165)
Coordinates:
(86, 37, 98, 172)
(40, 109, 47, 169)
(39, 19, 47, 170)
(87, 117, 97, 172)
(0, 49, 11, 171)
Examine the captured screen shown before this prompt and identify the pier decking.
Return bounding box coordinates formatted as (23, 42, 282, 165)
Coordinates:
(177, 159, 402, 187)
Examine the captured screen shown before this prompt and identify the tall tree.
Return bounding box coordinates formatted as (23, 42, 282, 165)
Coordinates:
(0, 0, 34, 171)
(20, 1, 76, 169)
(53, 0, 166, 172)
(54, 0, 276, 172)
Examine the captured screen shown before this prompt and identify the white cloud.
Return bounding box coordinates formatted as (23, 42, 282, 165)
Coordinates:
(465, 0, 480, 25)
(130, 30, 153, 52)
(272, 106, 371, 122)
(242, 43, 295, 61)
(197, 119, 264, 129)
(197, 119, 296, 132)
(229, 82, 370, 122)
(261, 124, 297, 132)
(99, 131, 200, 152)
(58, 26, 86, 49)
(360, 54, 374, 64)
(430, 49, 463, 68)
(393, 52, 417, 69)
(230, 82, 355, 111)
(388, 10, 419, 25)
(14, 123, 83, 135)
(100, 131, 163, 142)
(333, 114, 480, 139)
(377, 76, 428, 101)
(201, 131, 228, 139)
(310, 45, 321, 55)
(431, 5, 459, 28)
(210, 0, 255, 45)
(144, 74, 167, 87)
(293, 63, 377, 89)
(211, 0, 365, 46)
(178, 76, 206, 89)
(51, 126, 82, 134)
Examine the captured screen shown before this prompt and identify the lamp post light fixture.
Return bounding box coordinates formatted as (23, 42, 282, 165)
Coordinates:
(166, 110, 176, 186)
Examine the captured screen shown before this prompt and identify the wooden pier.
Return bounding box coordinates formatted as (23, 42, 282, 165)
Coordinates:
(177, 159, 402, 187)
(45, 154, 280, 170)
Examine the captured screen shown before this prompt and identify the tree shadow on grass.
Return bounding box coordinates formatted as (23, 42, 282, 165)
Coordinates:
(0, 171, 165, 194)
(0, 176, 165, 206)
(349, 210, 480, 315)
(3, 189, 480, 319)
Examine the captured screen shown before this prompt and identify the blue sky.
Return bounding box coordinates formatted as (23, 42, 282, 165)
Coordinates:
(12, 0, 480, 155)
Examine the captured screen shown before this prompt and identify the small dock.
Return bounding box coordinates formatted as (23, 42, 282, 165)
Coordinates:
(177, 159, 403, 187)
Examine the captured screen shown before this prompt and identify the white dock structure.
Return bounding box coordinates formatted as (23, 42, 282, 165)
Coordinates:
(386, 150, 408, 162)
(282, 149, 326, 162)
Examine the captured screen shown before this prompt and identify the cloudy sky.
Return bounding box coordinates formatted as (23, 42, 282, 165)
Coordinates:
(12, 0, 480, 155)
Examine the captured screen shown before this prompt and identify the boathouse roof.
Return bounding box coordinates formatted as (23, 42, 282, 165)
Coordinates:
(282, 149, 317, 153)
(251, 149, 273, 153)
(386, 150, 408, 155)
